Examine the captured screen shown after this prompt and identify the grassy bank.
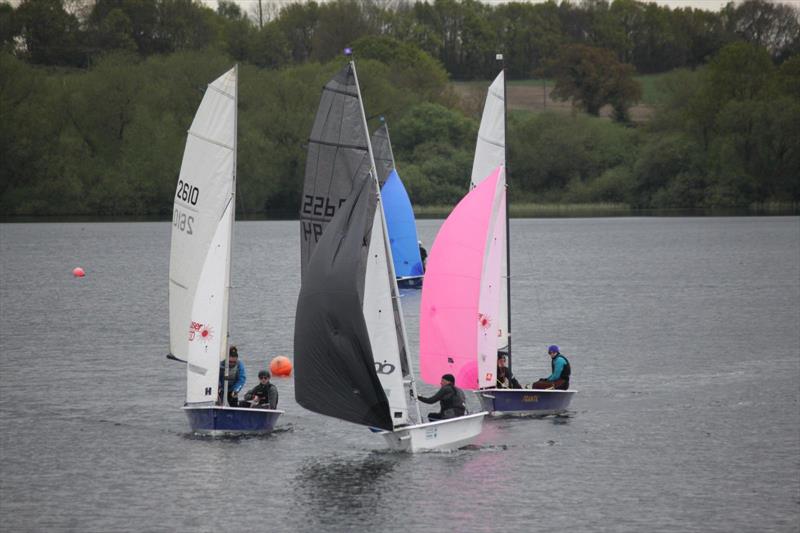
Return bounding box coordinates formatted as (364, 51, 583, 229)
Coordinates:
(414, 202, 631, 218)
(413, 202, 800, 219)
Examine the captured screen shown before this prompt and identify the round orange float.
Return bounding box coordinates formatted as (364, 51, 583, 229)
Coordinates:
(269, 355, 292, 377)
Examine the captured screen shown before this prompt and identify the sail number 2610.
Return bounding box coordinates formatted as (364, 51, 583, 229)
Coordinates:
(173, 208, 194, 235)
(175, 179, 200, 205)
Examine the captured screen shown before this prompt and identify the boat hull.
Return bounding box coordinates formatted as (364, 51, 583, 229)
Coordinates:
(396, 275, 423, 289)
(379, 412, 486, 452)
(183, 405, 283, 435)
(477, 388, 576, 416)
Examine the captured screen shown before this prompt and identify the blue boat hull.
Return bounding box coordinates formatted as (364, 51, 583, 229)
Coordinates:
(477, 388, 576, 416)
(183, 406, 283, 435)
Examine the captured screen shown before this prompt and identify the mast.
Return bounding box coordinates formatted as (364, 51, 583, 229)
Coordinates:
(350, 56, 423, 425)
(499, 55, 513, 373)
(222, 64, 239, 406)
(382, 117, 397, 169)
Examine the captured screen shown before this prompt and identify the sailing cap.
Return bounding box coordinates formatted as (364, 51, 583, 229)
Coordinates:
(442, 373, 455, 384)
(548, 345, 559, 354)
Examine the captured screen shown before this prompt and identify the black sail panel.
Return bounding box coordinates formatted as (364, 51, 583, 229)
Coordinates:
(294, 176, 393, 431)
(371, 123, 394, 186)
(300, 64, 371, 279)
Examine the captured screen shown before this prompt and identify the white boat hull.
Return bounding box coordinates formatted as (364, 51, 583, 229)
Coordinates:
(379, 412, 487, 452)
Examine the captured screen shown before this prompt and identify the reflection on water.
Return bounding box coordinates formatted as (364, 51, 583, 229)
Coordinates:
(1, 218, 798, 532)
(292, 454, 399, 529)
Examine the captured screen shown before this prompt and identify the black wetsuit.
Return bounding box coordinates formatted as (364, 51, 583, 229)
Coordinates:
(417, 384, 466, 420)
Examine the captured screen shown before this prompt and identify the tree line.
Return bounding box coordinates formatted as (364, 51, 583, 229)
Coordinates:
(0, 0, 798, 216)
(3, 0, 798, 78)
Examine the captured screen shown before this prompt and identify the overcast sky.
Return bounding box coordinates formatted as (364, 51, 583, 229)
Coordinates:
(203, 0, 759, 14)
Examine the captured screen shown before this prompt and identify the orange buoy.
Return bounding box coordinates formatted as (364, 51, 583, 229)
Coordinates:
(72, 267, 85, 278)
(269, 355, 292, 377)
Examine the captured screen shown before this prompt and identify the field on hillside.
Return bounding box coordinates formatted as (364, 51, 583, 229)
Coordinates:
(453, 76, 659, 122)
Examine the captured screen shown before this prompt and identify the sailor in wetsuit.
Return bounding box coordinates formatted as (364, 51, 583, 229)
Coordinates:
(415, 373, 466, 421)
(532, 345, 571, 390)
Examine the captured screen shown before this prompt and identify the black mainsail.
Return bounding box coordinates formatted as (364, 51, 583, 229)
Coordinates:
(293, 175, 393, 430)
(370, 122, 394, 186)
(300, 64, 372, 278)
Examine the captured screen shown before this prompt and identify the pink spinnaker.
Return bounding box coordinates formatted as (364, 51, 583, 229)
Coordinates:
(419, 166, 506, 389)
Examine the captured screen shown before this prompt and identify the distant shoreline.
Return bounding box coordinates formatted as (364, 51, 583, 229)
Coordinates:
(2, 203, 797, 223)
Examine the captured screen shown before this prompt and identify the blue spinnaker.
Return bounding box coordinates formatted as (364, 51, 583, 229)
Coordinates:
(381, 170, 424, 278)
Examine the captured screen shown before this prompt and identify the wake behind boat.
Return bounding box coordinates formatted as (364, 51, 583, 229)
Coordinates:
(294, 55, 485, 452)
(168, 66, 283, 435)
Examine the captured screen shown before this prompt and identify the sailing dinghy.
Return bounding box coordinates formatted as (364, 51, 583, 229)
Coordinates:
(421, 68, 575, 416)
(371, 121, 425, 289)
(294, 58, 485, 452)
(168, 66, 283, 434)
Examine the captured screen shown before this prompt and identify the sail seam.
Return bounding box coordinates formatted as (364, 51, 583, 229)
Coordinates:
(207, 83, 235, 101)
(324, 86, 359, 98)
(188, 130, 234, 151)
(477, 133, 504, 149)
(307, 137, 368, 151)
(169, 278, 189, 290)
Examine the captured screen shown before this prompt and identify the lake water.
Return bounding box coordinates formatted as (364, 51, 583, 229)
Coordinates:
(1, 217, 798, 532)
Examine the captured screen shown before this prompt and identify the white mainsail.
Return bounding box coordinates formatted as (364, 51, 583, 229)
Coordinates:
(470, 72, 506, 189)
(471, 71, 509, 354)
(476, 166, 507, 388)
(363, 202, 410, 426)
(169, 66, 237, 405)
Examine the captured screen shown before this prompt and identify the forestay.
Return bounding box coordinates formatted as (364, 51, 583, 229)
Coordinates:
(419, 166, 506, 389)
(169, 67, 237, 405)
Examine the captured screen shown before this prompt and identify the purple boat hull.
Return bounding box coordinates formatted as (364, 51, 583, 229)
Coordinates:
(183, 406, 283, 435)
(477, 388, 576, 416)
(397, 275, 423, 289)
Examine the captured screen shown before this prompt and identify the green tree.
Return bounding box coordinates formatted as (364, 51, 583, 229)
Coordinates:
(550, 44, 642, 121)
(14, 0, 86, 66)
(310, 0, 373, 63)
(275, 1, 319, 63)
(725, 0, 800, 62)
(89, 0, 159, 56)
